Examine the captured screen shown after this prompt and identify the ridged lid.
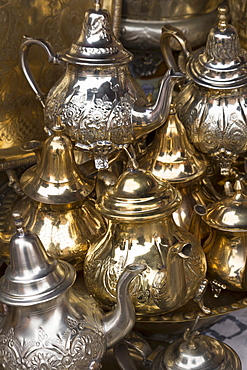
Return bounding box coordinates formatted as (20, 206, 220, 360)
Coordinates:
(140, 104, 207, 183)
(61, 0, 132, 65)
(0, 211, 76, 306)
(20, 124, 94, 205)
(96, 168, 182, 221)
(187, 5, 247, 89)
(204, 180, 247, 232)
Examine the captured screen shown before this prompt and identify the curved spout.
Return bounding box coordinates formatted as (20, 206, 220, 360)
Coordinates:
(103, 263, 146, 349)
(151, 241, 192, 312)
(131, 69, 184, 139)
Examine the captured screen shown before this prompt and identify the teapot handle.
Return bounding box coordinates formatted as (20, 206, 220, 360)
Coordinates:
(160, 24, 192, 73)
(20, 36, 61, 108)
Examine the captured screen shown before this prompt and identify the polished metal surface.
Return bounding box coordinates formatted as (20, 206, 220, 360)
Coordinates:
(0, 0, 117, 170)
(161, 6, 247, 176)
(20, 1, 183, 169)
(84, 167, 207, 316)
(152, 331, 242, 369)
(0, 216, 146, 368)
(195, 180, 247, 292)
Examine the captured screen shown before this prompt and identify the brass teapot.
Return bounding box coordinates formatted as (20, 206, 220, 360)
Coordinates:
(161, 5, 247, 176)
(0, 211, 145, 369)
(195, 179, 247, 294)
(84, 166, 208, 316)
(0, 124, 106, 270)
(20, 0, 183, 169)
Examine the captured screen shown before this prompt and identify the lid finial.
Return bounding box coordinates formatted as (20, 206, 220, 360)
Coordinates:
(218, 5, 228, 30)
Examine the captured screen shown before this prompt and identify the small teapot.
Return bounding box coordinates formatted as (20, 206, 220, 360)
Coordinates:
(20, 0, 183, 169)
(84, 165, 208, 316)
(195, 179, 247, 294)
(0, 123, 107, 270)
(0, 211, 146, 369)
(161, 5, 247, 176)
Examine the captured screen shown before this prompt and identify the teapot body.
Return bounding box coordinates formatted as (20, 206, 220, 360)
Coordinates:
(176, 82, 247, 174)
(203, 228, 247, 291)
(0, 289, 106, 369)
(84, 216, 207, 315)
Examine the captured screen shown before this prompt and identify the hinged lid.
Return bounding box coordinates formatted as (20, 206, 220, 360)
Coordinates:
(61, 0, 132, 65)
(96, 168, 182, 221)
(187, 5, 247, 89)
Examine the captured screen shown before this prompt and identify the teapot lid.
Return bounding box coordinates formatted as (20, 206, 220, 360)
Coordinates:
(204, 180, 247, 231)
(187, 5, 247, 89)
(96, 167, 182, 221)
(153, 331, 242, 369)
(20, 122, 94, 205)
(0, 212, 76, 306)
(140, 104, 207, 183)
(61, 0, 132, 66)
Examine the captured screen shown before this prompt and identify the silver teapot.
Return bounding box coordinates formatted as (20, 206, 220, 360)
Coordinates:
(20, 0, 182, 169)
(0, 211, 145, 369)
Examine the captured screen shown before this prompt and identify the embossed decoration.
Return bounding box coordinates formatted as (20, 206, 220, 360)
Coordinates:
(0, 316, 104, 369)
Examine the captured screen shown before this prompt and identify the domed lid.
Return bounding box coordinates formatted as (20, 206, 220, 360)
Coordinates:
(20, 123, 94, 205)
(204, 179, 247, 232)
(140, 104, 207, 183)
(0, 211, 76, 306)
(187, 5, 247, 89)
(61, 0, 132, 65)
(152, 326, 242, 369)
(96, 167, 182, 221)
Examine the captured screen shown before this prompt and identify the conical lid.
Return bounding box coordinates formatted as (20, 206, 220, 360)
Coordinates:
(61, 0, 132, 65)
(20, 124, 94, 205)
(154, 333, 242, 369)
(204, 180, 247, 232)
(0, 211, 76, 306)
(96, 167, 182, 221)
(140, 104, 207, 183)
(187, 5, 247, 89)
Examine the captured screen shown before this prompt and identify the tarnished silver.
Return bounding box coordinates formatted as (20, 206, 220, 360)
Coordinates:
(161, 5, 247, 176)
(0, 211, 146, 369)
(20, 1, 182, 169)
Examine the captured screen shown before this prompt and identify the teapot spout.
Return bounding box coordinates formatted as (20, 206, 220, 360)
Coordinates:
(103, 263, 146, 349)
(131, 69, 184, 139)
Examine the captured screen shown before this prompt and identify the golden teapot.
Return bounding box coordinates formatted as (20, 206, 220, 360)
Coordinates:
(161, 5, 247, 176)
(84, 166, 208, 316)
(0, 211, 145, 369)
(0, 124, 106, 270)
(20, 0, 183, 169)
(195, 179, 247, 294)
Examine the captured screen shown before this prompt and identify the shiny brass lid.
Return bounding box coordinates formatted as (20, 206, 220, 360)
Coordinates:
(154, 333, 242, 369)
(20, 124, 94, 205)
(61, 0, 132, 66)
(204, 180, 247, 232)
(140, 104, 207, 183)
(96, 168, 182, 221)
(187, 5, 247, 89)
(0, 212, 76, 306)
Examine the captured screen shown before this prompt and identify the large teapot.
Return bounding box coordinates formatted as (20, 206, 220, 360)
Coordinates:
(84, 166, 208, 316)
(161, 5, 247, 176)
(0, 211, 145, 369)
(20, 0, 182, 169)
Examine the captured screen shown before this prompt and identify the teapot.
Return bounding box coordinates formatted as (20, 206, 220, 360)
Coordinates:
(20, 0, 183, 169)
(0, 123, 107, 270)
(84, 166, 208, 316)
(0, 211, 145, 369)
(161, 5, 247, 176)
(195, 179, 247, 294)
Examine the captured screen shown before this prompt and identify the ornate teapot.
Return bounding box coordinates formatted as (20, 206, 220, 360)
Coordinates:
(20, 0, 182, 169)
(195, 179, 247, 294)
(84, 166, 208, 316)
(161, 5, 247, 176)
(0, 123, 106, 270)
(0, 211, 145, 369)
